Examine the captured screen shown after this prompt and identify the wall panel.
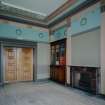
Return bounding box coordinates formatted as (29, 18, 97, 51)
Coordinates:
(0, 19, 49, 43)
(37, 43, 50, 80)
(71, 28, 100, 67)
(101, 12, 105, 94)
(69, 3, 101, 36)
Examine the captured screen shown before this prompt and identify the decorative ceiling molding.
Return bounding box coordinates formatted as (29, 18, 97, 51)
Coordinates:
(1, 1, 47, 17)
(0, 0, 100, 28)
(47, 0, 100, 27)
(45, 0, 75, 22)
(0, 1, 47, 28)
(49, 19, 67, 32)
(0, 2, 46, 22)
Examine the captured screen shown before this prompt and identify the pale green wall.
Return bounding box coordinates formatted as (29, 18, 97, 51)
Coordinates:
(37, 43, 50, 80)
(71, 28, 100, 67)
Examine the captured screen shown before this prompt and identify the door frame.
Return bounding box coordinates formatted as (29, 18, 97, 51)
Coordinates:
(0, 39, 37, 85)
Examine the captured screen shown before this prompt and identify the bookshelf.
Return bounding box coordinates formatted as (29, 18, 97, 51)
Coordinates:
(50, 39, 66, 84)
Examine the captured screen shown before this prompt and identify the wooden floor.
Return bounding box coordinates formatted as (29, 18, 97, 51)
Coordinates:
(0, 82, 105, 105)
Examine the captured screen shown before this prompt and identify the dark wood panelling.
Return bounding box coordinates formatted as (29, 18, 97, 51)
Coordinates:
(50, 65, 66, 84)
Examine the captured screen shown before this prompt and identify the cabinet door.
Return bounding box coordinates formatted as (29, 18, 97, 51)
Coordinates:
(58, 67, 65, 83)
(5, 48, 17, 82)
(54, 67, 59, 81)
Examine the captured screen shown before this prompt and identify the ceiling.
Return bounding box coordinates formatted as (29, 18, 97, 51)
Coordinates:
(1, 0, 68, 16)
(0, 0, 97, 27)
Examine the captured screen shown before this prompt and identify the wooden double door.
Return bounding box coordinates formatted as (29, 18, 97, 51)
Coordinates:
(4, 47, 33, 83)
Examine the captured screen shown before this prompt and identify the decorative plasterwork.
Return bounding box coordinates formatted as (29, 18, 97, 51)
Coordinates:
(0, 1, 47, 25)
(0, 0, 100, 28)
(45, 0, 75, 22)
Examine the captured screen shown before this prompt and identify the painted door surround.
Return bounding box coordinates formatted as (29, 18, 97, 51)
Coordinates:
(0, 40, 37, 84)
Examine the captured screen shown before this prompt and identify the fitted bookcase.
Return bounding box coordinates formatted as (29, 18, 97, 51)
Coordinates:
(50, 39, 66, 84)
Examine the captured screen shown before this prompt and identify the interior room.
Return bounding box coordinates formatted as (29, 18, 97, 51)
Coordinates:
(0, 0, 105, 105)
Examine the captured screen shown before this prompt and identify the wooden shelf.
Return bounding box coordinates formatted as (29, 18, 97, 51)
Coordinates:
(50, 39, 66, 84)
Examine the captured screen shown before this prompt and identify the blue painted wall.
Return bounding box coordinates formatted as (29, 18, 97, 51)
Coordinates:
(0, 24, 49, 42)
(69, 3, 101, 36)
(53, 0, 87, 22)
(50, 3, 101, 42)
(0, 3, 101, 43)
(50, 26, 67, 42)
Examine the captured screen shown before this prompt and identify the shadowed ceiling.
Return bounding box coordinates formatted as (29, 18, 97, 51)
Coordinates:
(2, 0, 68, 16)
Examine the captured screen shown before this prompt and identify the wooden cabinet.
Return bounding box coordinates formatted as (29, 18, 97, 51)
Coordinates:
(50, 39, 66, 84)
(50, 66, 66, 84)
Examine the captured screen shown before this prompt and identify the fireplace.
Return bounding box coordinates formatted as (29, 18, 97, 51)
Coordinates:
(79, 72, 91, 91)
(70, 66, 100, 94)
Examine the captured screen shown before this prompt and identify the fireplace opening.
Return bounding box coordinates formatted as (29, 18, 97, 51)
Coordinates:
(79, 72, 91, 91)
(70, 66, 100, 94)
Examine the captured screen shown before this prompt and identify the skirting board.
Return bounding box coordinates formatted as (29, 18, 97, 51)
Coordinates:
(99, 94, 105, 99)
(65, 83, 72, 87)
(36, 78, 50, 83)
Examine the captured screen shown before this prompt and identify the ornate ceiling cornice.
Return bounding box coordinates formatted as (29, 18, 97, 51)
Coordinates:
(48, 0, 100, 27)
(0, 0, 100, 28)
(45, 0, 76, 22)
(0, 2, 46, 22)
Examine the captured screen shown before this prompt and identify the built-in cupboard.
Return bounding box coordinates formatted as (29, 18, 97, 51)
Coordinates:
(50, 39, 66, 84)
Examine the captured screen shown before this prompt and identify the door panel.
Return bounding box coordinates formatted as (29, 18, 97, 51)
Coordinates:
(5, 48, 17, 82)
(17, 48, 33, 81)
(4, 47, 33, 82)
